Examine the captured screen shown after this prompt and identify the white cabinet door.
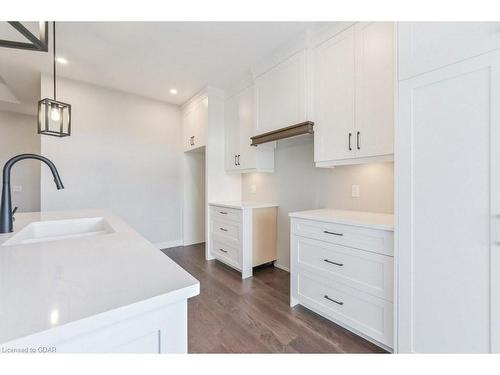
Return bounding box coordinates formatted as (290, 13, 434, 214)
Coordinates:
(313, 26, 356, 163)
(397, 50, 500, 353)
(398, 22, 500, 80)
(255, 50, 307, 134)
(237, 85, 256, 170)
(224, 86, 274, 173)
(182, 110, 194, 152)
(183, 96, 208, 152)
(224, 93, 240, 171)
(355, 22, 394, 158)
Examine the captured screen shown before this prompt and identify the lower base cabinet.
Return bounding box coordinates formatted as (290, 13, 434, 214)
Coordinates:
(209, 202, 278, 278)
(290, 209, 394, 350)
(2, 300, 188, 353)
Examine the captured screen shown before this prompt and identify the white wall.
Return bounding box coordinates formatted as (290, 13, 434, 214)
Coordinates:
(0, 111, 40, 212)
(40, 75, 183, 246)
(242, 135, 393, 270)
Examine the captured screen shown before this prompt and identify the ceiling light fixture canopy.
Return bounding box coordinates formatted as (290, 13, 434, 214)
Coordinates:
(37, 22, 71, 137)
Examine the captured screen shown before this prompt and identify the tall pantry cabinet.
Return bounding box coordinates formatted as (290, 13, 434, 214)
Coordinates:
(397, 22, 500, 353)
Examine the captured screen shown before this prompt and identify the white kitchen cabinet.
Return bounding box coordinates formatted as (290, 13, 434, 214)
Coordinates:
(398, 22, 500, 80)
(290, 209, 395, 350)
(313, 22, 394, 167)
(254, 50, 308, 134)
(225, 85, 274, 173)
(313, 26, 356, 163)
(183, 95, 208, 152)
(209, 202, 278, 278)
(224, 93, 241, 171)
(354, 22, 394, 159)
(397, 33, 500, 352)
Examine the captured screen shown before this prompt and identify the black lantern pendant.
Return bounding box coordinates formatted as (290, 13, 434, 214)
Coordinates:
(38, 22, 71, 137)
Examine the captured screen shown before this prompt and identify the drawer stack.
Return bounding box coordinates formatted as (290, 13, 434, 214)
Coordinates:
(290, 211, 394, 350)
(209, 206, 243, 270)
(209, 202, 278, 279)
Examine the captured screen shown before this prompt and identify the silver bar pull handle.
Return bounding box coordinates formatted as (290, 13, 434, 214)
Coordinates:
(324, 259, 343, 267)
(219, 227, 228, 232)
(323, 230, 343, 236)
(219, 211, 228, 215)
(219, 248, 228, 253)
(324, 295, 343, 305)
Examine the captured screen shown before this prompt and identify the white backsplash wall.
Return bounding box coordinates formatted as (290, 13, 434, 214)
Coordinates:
(242, 135, 394, 270)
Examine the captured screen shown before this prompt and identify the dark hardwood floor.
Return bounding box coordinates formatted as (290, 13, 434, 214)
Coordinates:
(162, 243, 386, 353)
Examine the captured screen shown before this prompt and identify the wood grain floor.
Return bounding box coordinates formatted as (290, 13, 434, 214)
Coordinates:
(162, 243, 386, 353)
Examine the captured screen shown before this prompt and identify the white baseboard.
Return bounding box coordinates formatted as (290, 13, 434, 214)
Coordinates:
(155, 240, 183, 250)
(273, 262, 290, 272)
(183, 240, 205, 246)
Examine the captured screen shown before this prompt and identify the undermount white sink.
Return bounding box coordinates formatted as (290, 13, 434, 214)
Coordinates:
(2, 217, 114, 246)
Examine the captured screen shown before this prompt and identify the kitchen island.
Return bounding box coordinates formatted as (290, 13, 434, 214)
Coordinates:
(0, 209, 199, 353)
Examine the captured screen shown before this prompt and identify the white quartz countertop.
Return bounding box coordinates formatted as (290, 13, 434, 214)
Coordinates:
(209, 201, 279, 210)
(0, 209, 199, 344)
(289, 209, 394, 231)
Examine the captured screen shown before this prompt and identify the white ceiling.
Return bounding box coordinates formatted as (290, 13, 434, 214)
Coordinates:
(0, 21, 318, 115)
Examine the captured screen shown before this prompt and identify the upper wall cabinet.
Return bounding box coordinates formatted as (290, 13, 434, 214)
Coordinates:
(398, 22, 500, 80)
(225, 85, 274, 173)
(254, 50, 308, 134)
(183, 95, 208, 152)
(313, 22, 395, 167)
(355, 22, 395, 159)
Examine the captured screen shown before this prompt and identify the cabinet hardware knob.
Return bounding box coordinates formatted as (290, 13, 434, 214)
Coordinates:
(348, 133, 352, 151)
(324, 259, 343, 266)
(219, 227, 228, 232)
(356, 131, 360, 150)
(323, 230, 343, 236)
(324, 295, 343, 305)
(219, 248, 228, 253)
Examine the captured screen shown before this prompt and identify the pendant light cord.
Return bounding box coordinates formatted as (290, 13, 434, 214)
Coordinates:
(53, 21, 56, 101)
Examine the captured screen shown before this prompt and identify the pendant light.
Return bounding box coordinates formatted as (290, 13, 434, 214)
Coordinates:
(38, 22, 71, 137)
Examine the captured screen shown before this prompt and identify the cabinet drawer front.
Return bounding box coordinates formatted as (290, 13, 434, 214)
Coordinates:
(292, 218, 393, 256)
(297, 271, 393, 347)
(211, 236, 240, 269)
(210, 205, 242, 223)
(296, 236, 393, 300)
(210, 217, 241, 243)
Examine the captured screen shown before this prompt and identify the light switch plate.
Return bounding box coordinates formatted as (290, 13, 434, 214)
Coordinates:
(351, 185, 360, 198)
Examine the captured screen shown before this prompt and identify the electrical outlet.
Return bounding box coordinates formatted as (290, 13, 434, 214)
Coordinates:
(12, 185, 22, 192)
(351, 185, 360, 198)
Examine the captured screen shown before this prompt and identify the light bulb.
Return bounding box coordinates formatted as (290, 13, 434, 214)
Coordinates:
(50, 107, 61, 121)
